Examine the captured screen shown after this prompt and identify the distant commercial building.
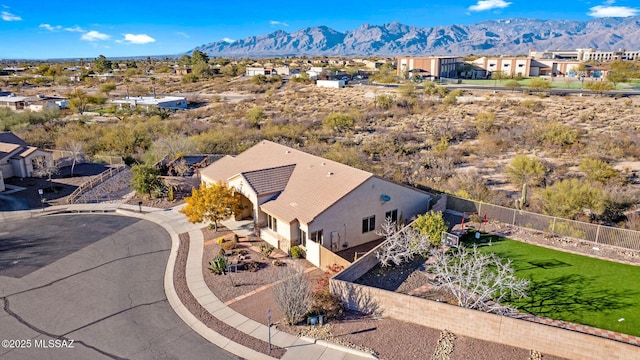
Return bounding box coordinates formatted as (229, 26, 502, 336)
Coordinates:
(529, 48, 640, 62)
(316, 80, 345, 89)
(396, 56, 463, 79)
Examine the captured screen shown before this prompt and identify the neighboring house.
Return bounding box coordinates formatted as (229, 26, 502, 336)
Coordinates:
(529, 48, 640, 62)
(316, 80, 345, 89)
(0, 95, 28, 111)
(0, 132, 54, 191)
(112, 96, 188, 110)
(200, 141, 431, 267)
(245, 67, 277, 76)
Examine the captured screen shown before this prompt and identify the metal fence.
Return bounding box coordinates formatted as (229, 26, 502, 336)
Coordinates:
(446, 195, 640, 251)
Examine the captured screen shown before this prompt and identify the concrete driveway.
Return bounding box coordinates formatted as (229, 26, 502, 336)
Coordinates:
(0, 214, 240, 360)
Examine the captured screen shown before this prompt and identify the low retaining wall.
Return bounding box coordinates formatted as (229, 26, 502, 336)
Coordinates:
(330, 238, 639, 360)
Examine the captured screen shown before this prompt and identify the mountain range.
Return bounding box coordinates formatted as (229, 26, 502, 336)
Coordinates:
(191, 16, 640, 57)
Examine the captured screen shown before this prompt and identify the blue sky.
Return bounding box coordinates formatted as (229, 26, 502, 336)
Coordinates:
(1, 0, 638, 59)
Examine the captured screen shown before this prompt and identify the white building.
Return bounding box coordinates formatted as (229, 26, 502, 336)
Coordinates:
(316, 80, 345, 89)
(0, 132, 53, 191)
(112, 96, 187, 110)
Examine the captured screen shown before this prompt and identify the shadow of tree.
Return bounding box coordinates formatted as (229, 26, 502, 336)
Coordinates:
(510, 274, 637, 323)
(332, 281, 384, 317)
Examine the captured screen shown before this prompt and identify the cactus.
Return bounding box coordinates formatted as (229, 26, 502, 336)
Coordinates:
(515, 183, 527, 210)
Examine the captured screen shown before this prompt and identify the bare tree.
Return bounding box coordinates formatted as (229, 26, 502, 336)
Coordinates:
(172, 158, 190, 177)
(271, 264, 312, 325)
(375, 217, 431, 267)
(63, 140, 84, 177)
(429, 246, 529, 314)
(32, 157, 59, 189)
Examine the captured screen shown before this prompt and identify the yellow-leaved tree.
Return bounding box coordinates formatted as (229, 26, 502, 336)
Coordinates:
(181, 181, 241, 231)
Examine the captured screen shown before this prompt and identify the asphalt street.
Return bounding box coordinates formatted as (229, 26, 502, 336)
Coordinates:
(0, 214, 240, 360)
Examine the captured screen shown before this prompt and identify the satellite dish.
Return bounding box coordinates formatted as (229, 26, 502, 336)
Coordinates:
(380, 194, 391, 202)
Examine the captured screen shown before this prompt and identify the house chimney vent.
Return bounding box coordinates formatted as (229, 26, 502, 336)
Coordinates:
(327, 171, 334, 176)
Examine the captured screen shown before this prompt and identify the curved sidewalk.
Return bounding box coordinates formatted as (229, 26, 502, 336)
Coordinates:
(1, 203, 376, 360)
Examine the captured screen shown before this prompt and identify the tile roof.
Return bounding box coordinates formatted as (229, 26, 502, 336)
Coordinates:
(0, 131, 28, 146)
(201, 140, 373, 224)
(240, 164, 296, 196)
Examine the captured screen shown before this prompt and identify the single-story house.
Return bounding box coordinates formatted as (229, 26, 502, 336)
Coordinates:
(112, 96, 188, 110)
(0, 132, 54, 191)
(200, 140, 431, 266)
(0, 95, 28, 111)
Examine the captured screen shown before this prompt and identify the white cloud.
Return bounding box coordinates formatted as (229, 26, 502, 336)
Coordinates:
(81, 30, 110, 41)
(176, 31, 190, 38)
(39, 23, 62, 31)
(588, 5, 639, 17)
(2, 11, 21, 21)
(270, 20, 289, 26)
(119, 33, 155, 44)
(222, 37, 235, 43)
(468, 0, 512, 12)
(65, 26, 85, 32)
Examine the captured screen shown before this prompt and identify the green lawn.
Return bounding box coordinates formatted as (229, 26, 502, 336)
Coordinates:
(463, 233, 640, 336)
(460, 78, 626, 90)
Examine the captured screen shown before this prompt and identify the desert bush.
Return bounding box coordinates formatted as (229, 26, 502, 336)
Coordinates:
(272, 265, 312, 325)
(540, 122, 579, 149)
(505, 155, 546, 187)
(540, 178, 608, 219)
(221, 240, 237, 251)
(260, 243, 275, 258)
(322, 112, 355, 133)
(474, 112, 496, 134)
(246, 106, 266, 128)
(375, 94, 394, 109)
(217, 237, 224, 244)
(578, 157, 619, 184)
(290, 245, 303, 259)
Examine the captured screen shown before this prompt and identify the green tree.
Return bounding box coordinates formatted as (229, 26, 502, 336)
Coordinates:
(541, 122, 579, 149)
(398, 82, 417, 100)
(412, 211, 449, 246)
(505, 155, 545, 187)
(540, 178, 608, 219)
(93, 55, 112, 74)
(131, 164, 164, 198)
(180, 181, 241, 231)
(322, 112, 355, 133)
(578, 158, 619, 184)
(371, 63, 396, 83)
(68, 88, 90, 114)
(190, 50, 209, 64)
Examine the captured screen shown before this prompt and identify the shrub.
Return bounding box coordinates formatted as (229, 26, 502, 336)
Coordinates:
(290, 245, 303, 259)
(217, 237, 224, 244)
(221, 240, 237, 251)
(208, 256, 228, 275)
(540, 178, 608, 219)
(260, 243, 275, 258)
(578, 157, 619, 184)
(412, 211, 449, 246)
(272, 266, 311, 325)
(322, 112, 355, 133)
(474, 112, 496, 134)
(309, 291, 345, 320)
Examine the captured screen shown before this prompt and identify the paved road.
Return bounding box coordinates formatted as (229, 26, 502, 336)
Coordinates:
(0, 214, 240, 360)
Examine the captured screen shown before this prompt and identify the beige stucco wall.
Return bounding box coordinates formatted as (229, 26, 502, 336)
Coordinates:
(307, 177, 430, 251)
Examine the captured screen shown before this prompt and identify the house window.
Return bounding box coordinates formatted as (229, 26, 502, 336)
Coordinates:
(385, 209, 398, 223)
(310, 230, 323, 244)
(267, 214, 277, 232)
(362, 215, 375, 233)
(518, 64, 525, 67)
(299, 229, 307, 247)
(489, 64, 495, 67)
(503, 64, 510, 67)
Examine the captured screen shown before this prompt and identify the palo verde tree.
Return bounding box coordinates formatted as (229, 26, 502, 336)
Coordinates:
(181, 181, 241, 231)
(505, 155, 546, 188)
